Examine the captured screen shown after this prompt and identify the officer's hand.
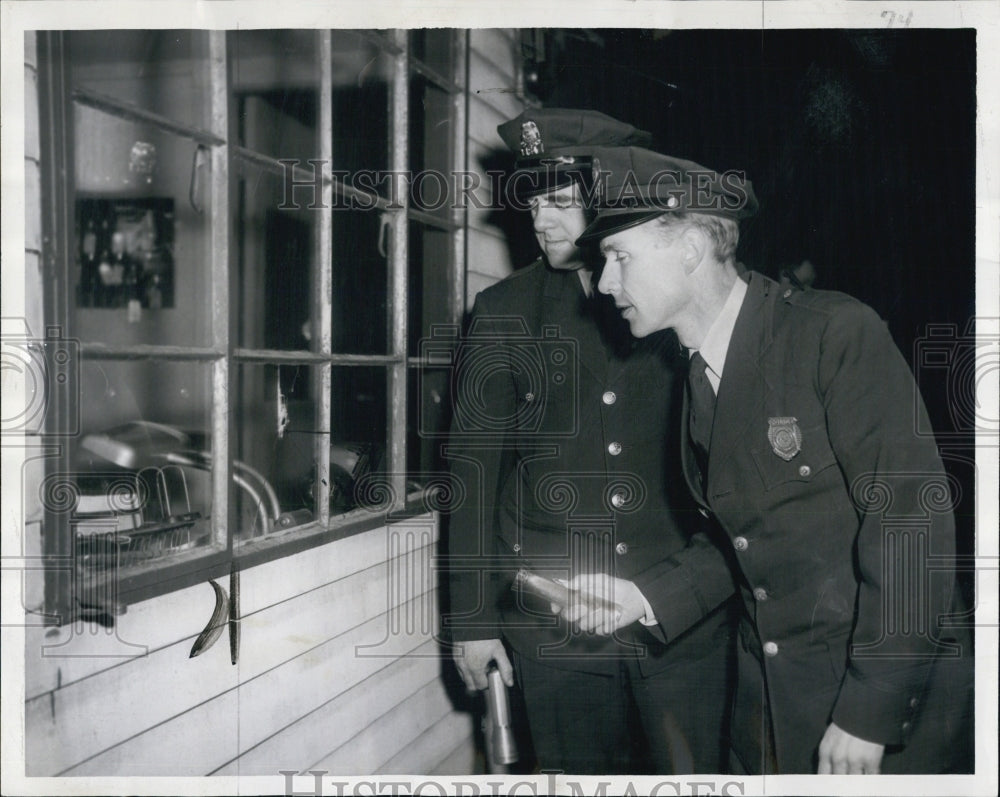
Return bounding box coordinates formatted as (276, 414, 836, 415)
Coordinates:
(552, 573, 646, 636)
(817, 722, 885, 774)
(452, 638, 514, 693)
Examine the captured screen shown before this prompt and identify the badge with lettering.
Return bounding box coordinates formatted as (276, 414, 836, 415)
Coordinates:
(768, 417, 802, 461)
(520, 121, 543, 156)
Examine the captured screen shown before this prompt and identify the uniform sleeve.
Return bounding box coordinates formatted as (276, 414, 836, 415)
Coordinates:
(631, 516, 737, 643)
(441, 292, 516, 643)
(818, 301, 956, 746)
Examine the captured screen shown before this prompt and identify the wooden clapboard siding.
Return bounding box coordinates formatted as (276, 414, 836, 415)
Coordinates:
(21, 34, 47, 621)
(211, 637, 443, 776)
(468, 106, 510, 154)
(309, 676, 457, 773)
(66, 620, 439, 777)
(378, 710, 476, 774)
(468, 29, 518, 85)
(28, 537, 433, 773)
(25, 519, 418, 699)
(26, 515, 474, 777)
(462, 29, 526, 313)
(468, 51, 524, 122)
(467, 90, 512, 149)
(430, 734, 479, 777)
(467, 227, 517, 283)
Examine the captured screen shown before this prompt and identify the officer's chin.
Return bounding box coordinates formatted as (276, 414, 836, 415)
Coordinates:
(626, 316, 652, 339)
(543, 245, 584, 271)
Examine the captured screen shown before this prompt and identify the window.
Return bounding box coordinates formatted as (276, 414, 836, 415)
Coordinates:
(35, 29, 467, 617)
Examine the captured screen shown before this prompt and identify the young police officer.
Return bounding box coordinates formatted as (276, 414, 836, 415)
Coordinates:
(445, 112, 735, 774)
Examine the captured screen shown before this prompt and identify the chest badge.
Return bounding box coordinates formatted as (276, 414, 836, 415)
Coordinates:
(768, 417, 802, 461)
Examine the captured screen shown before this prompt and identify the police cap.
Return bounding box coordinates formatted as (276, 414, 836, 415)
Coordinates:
(575, 146, 758, 245)
(497, 108, 652, 201)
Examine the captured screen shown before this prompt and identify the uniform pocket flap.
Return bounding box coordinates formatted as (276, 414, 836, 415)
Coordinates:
(750, 422, 837, 492)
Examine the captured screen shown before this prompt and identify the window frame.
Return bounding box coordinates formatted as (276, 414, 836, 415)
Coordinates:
(36, 28, 469, 616)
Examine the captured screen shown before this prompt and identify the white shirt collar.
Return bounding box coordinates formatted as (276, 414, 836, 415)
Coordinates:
(691, 276, 748, 393)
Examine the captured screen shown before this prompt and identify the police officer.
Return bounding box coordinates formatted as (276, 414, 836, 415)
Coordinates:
(565, 145, 973, 774)
(444, 110, 735, 774)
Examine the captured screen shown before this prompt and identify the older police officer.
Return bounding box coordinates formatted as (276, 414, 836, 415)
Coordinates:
(565, 145, 973, 774)
(444, 111, 736, 774)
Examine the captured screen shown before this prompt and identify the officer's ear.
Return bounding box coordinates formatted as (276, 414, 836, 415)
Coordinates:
(678, 225, 708, 275)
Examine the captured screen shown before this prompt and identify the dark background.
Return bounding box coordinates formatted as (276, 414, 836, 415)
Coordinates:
(522, 28, 976, 345)
(510, 27, 978, 598)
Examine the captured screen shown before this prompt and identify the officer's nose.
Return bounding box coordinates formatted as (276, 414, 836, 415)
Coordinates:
(532, 206, 556, 231)
(598, 258, 619, 296)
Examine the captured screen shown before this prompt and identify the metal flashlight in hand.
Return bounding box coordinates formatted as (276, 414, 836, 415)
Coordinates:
(484, 665, 519, 766)
(513, 568, 623, 617)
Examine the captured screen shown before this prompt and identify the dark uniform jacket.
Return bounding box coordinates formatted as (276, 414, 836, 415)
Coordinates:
(444, 260, 733, 677)
(634, 271, 972, 773)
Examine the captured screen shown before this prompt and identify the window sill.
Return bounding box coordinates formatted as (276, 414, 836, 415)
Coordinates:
(72, 489, 440, 615)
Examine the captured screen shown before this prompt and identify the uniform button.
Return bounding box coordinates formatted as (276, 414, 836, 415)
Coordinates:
(512, 543, 521, 553)
(733, 536, 749, 552)
(901, 721, 912, 732)
(602, 391, 617, 405)
(610, 492, 626, 509)
(763, 641, 779, 657)
(798, 465, 811, 477)
(524, 392, 534, 402)
(783, 288, 793, 299)
(607, 441, 622, 456)
(753, 587, 768, 602)
(615, 542, 629, 555)
(909, 697, 919, 709)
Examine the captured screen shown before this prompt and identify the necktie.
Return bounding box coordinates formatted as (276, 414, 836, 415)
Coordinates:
(687, 352, 716, 469)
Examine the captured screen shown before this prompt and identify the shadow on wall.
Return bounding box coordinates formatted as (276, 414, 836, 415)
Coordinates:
(475, 148, 545, 276)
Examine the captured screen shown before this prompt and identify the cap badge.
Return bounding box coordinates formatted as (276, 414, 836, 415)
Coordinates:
(520, 121, 544, 157)
(592, 156, 604, 203)
(767, 417, 802, 460)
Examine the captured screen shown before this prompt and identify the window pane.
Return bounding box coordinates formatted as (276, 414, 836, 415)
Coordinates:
(409, 29, 455, 79)
(233, 30, 318, 164)
(68, 30, 212, 132)
(232, 363, 387, 544)
(409, 74, 454, 219)
(234, 157, 316, 350)
(329, 365, 387, 507)
(72, 106, 214, 346)
(232, 362, 318, 542)
(408, 221, 453, 355)
(408, 365, 450, 475)
(71, 359, 215, 574)
(330, 30, 392, 182)
(331, 209, 390, 354)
